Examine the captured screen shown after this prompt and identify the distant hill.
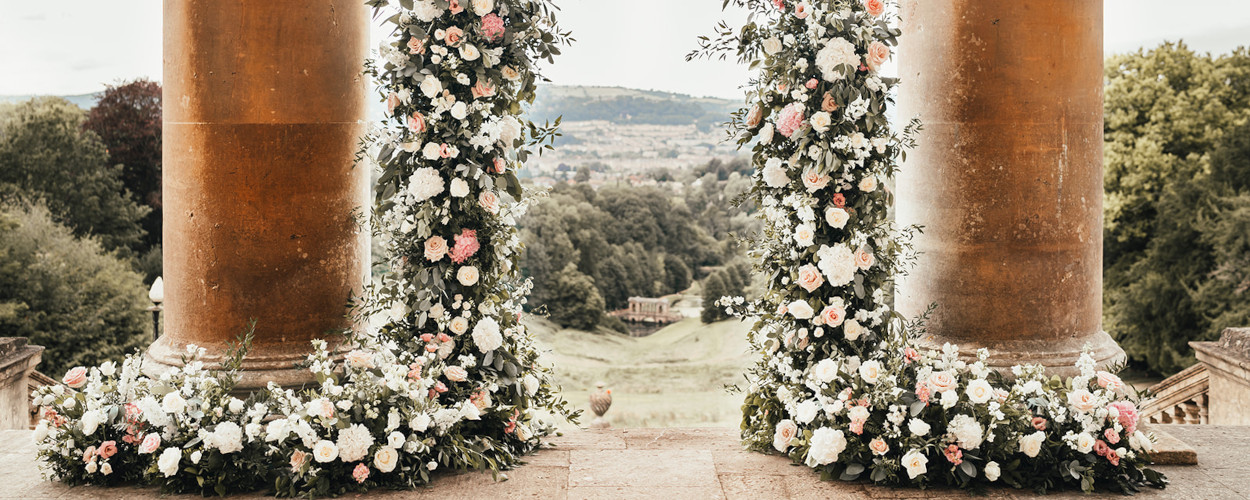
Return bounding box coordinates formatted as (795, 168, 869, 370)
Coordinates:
(0, 93, 100, 109)
(529, 85, 742, 131)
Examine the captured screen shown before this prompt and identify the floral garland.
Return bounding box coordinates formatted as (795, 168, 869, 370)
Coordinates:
(31, 0, 575, 496)
(695, 0, 1169, 494)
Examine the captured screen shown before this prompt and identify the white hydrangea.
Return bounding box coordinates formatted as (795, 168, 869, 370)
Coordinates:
(407, 167, 445, 203)
(805, 427, 846, 467)
(762, 158, 789, 188)
(209, 421, 244, 454)
(336, 424, 375, 463)
(472, 317, 503, 352)
(815, 244, 856, 287)
(947, 414, 984, 450)
(815, 38, 860, 82)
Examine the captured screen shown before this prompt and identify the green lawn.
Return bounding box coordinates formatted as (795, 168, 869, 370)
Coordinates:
(527, 316, 758, 429)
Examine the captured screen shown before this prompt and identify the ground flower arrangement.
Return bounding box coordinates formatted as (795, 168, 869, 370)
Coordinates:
(31, 0, 577, 496)
(692, 0, 1169, 494)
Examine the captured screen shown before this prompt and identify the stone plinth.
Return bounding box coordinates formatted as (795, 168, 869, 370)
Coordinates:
(895, 0, 1125, 376)
(0, 338, 42, 429)
(1191, 328, 1250, 425)
(145, 0, 370, 389)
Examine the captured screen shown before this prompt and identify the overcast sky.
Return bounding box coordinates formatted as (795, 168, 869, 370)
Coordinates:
(1, 0, 1248, 98)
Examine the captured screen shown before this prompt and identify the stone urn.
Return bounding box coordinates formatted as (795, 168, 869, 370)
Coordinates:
(589, 382, 612, 429)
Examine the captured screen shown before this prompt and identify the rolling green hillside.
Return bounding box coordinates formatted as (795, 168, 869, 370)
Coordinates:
(527, 316, 757, 429)
(528, 85, 742, 131)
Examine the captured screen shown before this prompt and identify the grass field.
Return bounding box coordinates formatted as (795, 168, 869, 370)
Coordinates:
(527, 316, 758, 429)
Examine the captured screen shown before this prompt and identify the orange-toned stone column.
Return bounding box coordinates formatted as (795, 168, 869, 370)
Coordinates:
(146, 0, 370, 389)
(895, 0, 1125, 376)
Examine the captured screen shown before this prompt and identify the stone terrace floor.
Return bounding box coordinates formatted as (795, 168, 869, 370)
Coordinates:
(1, 425, 1247, 499)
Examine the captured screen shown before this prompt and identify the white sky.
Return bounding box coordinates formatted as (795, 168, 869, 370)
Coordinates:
(1, 0, 1248, 98)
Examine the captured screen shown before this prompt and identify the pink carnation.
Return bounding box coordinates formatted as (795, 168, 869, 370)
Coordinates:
(776, 102, 806, 138)
(481, 13, 506, 41)
(353, 463, 370, 483)
(1107, 401, 1139, 434)
(944, 444, 963, 465)
(450, 229, 480, 264)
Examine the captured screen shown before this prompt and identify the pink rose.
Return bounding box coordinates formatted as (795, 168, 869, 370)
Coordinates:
(479, 191, 500, 214)
(745, 104, 764, 128)
(386, 92, 401, 116)
(832, 192, 846, 208)
(492, 157, 507, 174)
(448, 0, 464, 15)
(1107, 401, 1139, 434)
(819, 304, 846, 327)
(796, 264, 824, 292)
(98, 441, 118, 459)
(854, 248, 875, 270)
(353, 462, 370, 483)
(424, 236, 448, 262)
(772, 0, 785, 10)
(438, 143, 453, 159)
(863, 0, 885, 17)
(445, 26, 465, 46)
(480, 13, 506, 41)
(472, 80, 496, 99)
(1108, 451, 1120, 466)
(450, 229, 480, 264)
(776, 102, 806, 138)
(927, 371, 957, 393)
(866, 41, 890, 71)
(869, 437, 889, 455)
(82, 446, 97, 463)
(805, 78, 818, 90)
(407, 36, 426, 55)
(62, 366, 88, 388)
(821, 92, 838, 112)
(1096, 371, 1123, 392)
(1032, 417, 1047, 431)
(1104, 428, 1121, 445)
(290, 450, 308, 470)
(138, 433, 161, 454)
(408, 112, 426, 134)
(802, 169, 830, 192)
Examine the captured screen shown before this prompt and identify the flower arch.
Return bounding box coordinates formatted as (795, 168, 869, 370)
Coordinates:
(31, 0, 1167, 496)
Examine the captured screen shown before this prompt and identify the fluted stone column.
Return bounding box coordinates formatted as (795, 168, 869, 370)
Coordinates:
(895, 0, 1125, 376)
(146, 0, 370, 389)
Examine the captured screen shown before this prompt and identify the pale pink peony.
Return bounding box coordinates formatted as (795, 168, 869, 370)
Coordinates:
(869, 437, 889, 455)
(480, 13, 506, 41)
(796, 264, 824, 292)
(424, 236, 448, 262)
(353, 463, 370, 483)
(1068, 389, 1097, 413)
(863, 0, 885, 17)
(776, 102, 806, 138)
(1107, 401, 1139, 434)
(866, 41, 890, 71)
(450, 229, 480, 264)
(62, 366, 88, 388)
(802, 169, 830, 192)
(444, 365, 468, 382)
(290, 450, 308, 470)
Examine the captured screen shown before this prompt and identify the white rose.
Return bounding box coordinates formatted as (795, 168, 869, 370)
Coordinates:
(940, 390, 958, 409)
(1019, 431, 1045, 458)
(908, 418, 930, 437)
(762, 37, 783, 55)
(86, 461, 98, 474)
(158, 447, 181, 477)
(457, 266, 480, 286)
(411, 413, 432, 433)
(313, 440, 339, 463)
(449, 178, 471, 198)
(471, 0, 494, 14)
(805, 428, 846, 467)
(420, 76, 443, 98)
(842, 319, 864, 341)
(794, 400, 819, 424)
(459, 44, 481, 61)
(759, 122, 775, 144)
(449, 316, 470, 335)
(374, 447, 399, 473)
(387, 431, 405, 449)
(858, 360, 882, 384)
(858, 175, 877, 192)
(788, 300, 814, 320)
(965, 379, 993, 405)
(825, 206, 849, 229)
(984, 461, 1001, 482)
(100, 462, 112, 475)
(522, 374, 540, 395)
(422, 142, 443, 160)
(499, 116, 523, 145)
(451, 101, 469, 120)
(773, 419, 798, 452)
(81, 410, 101, 436)
(1074, 433, 1095, 454)
(901, 449, 928, 479)
(793, 223, 816, 247)
(809, 111, 832, 133)
(812, 359, 839, 383)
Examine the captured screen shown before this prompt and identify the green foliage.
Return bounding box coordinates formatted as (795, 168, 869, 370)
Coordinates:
(545, 263, 605, 330)
(0, 201, 149, 376)
(1103, 43, 1250, 374)
(0, 97, 149, 255)
(701, 261, 750, 323)
(82, 78, 163, 250)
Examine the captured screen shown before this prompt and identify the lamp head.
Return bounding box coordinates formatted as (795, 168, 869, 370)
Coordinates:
(148, 276, 164, 304)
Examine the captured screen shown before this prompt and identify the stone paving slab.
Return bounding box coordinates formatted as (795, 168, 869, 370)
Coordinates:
(1, 426, 1245, 499)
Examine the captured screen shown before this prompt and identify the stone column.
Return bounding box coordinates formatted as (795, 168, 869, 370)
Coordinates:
(146, 0, 370, 389)
(0, 338, 42, 429)
(895, 0, 1124, 375)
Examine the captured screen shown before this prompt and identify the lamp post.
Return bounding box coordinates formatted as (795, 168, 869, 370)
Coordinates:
(148, 276, 164, 341)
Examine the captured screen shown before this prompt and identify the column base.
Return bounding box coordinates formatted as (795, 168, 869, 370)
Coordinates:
(917, 330, 1127, 379)
(142, 333, 346, 392)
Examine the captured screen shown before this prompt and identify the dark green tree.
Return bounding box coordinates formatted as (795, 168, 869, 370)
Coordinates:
(82, 79, 163, 252)
(701, 273, 728, 323)
(0, 97, 149, 254)
(545, 263, 605, 331)
(0, 201, 150, 376)
(662, 253, 692, 293)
